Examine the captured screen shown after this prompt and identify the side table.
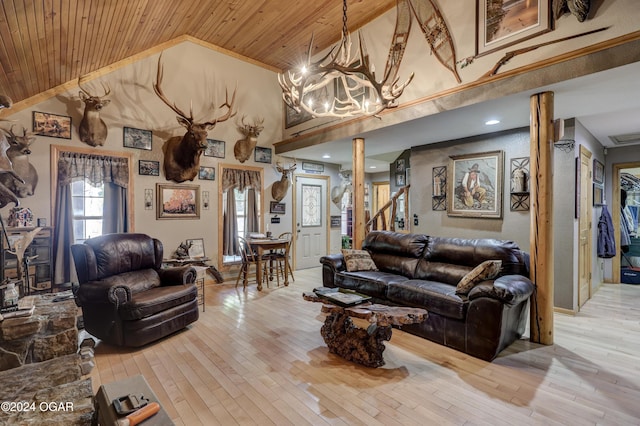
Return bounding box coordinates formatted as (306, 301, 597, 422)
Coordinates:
(304, 291, 428, 367)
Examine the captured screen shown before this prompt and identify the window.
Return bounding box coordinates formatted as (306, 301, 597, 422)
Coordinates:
(71, 178, 104, 243)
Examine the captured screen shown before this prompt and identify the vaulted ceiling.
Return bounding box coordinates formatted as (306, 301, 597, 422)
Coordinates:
(0, 0, 396, 106)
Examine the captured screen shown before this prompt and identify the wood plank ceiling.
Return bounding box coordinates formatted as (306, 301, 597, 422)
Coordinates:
(0, 0, 396, 106)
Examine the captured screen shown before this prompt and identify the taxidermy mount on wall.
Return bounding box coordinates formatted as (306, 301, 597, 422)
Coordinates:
(78, 76, 111, 147)
(271, 162, 296, 202)
(234, 116, 264, 163)
(0, 125, 38, 198)
(154, 53, 237, 183)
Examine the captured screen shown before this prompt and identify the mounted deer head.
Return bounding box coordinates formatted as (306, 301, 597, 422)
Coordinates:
(234, 116, 264, 163)
(331, 169, 352, 206)
(271, 162, 297, 202)
(154, 53, 237, 182)
(0, 125, 37, 198)
(78, 76, 111, 146)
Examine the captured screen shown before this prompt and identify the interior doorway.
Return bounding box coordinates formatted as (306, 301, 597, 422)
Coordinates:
(612, 162, 640, 283)
(372, 181, 390, 229)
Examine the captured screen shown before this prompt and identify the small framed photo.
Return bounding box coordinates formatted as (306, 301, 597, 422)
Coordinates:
(396, 159, 405, 173)
(139, 160, 160, 176)
(254, 146, 272, 163)
(198, 166, 215, 181)
(32, 111, 72, 139)
(123, 127, 152, 150)
(593, 183, 605, 206)
(270, 201, 286, 214)
(37, 218, 47, 227)
(593, 159, 604, 184)
(204, 139, 225, 158)
(395, 173, 406, 187)
(186, 238, 205, 258)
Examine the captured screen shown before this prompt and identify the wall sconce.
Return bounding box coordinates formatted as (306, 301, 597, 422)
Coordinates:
(202, 191, 210, 210)
(144, 189, 153, 210)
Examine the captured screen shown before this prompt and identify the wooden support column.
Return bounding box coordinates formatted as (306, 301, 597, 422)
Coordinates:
(529, 91, 554, 345)
(352, 137, 365, 249)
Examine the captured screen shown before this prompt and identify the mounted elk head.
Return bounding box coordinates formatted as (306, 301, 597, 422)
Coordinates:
(154, 54, 236, 182)
(78, 76, 111, 146)
(234, 116, 264, 163)
(271, 162, 297, 202)
(0, 125, 37, 198)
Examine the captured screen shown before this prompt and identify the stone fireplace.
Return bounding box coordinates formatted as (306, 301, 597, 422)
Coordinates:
(0, 293, 94, 425)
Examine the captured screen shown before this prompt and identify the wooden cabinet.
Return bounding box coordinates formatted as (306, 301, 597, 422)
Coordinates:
(1, 227, 53, 294)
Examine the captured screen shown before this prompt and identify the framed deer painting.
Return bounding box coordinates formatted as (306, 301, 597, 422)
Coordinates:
(32, 111, 71, 139)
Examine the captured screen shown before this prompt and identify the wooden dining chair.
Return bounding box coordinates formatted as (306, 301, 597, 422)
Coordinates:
(268, 232, 294, 286)
(236, 236, 258, 288)
(236, 236, 271, 289)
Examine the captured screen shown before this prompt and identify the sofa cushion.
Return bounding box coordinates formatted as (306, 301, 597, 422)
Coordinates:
(341, 249, 378, 272)
(336, 271, 409, 299)
(456, 260, 502, 295)
(119, 284, 198, 320)
(387, 280, 467, 320)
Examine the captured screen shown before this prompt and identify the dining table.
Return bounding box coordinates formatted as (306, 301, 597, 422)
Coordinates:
(246, 238, 290, 290)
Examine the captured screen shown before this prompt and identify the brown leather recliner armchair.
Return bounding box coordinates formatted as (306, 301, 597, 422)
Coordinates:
(71, 233, 199, 347)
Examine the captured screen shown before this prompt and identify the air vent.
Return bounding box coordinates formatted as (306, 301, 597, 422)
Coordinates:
(609, 133, 640, 145)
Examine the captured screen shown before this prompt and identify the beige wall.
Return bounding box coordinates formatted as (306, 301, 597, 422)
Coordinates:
(410, 128, 531, 249)
(1, 41, 284, 264)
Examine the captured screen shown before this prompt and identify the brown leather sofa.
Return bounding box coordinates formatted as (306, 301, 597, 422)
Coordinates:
(320, 231, 535, 361)
(71, 233, 199, 347)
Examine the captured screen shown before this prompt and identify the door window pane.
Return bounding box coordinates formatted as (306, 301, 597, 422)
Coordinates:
(302, 184, 321, 227)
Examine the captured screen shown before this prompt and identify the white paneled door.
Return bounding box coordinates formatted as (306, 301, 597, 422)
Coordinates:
(294, 175, 328, 270)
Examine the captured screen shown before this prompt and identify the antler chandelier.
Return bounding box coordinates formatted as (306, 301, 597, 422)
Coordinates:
(278, 0, 414, 119)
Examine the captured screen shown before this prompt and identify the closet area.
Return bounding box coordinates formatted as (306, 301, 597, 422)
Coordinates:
(621, 168, 640, 283)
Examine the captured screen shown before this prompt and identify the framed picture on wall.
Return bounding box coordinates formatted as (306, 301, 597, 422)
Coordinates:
(593, 183, 604, 206)
(198, 166, 215, 180)
(270, 201, 286, 214)
(32, 111, 72, 139)
(476, 0, 551, 57)
(593, 159, 604, 184)
(139, 160, 160, 176)
(447, 150, 504, 218)
(123, 127, 152, 150)
(255, 146, 272, 163)
(204, 139, 225, 158)
(156, 183, 200, 219)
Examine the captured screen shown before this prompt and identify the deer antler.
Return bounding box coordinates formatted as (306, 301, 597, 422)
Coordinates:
(78, 76, 111, 98)
(153, 53, 194, 123)
(155, 53, 236, 127)
(202, 85, 237, 127)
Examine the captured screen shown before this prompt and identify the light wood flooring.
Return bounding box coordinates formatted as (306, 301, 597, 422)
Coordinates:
(89, 269, 640, 425)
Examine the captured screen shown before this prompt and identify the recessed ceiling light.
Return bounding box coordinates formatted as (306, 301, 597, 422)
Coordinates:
(369, 166, 377, 169)
(322, 154, 331, 159)
(485, 119, 500, 125)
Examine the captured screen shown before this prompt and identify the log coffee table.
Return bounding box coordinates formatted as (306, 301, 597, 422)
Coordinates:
(303, 290, 428, 368)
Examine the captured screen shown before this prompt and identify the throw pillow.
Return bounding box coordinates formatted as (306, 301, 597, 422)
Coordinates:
(341, 249, 378, 272)
(455, 260, 502, 295)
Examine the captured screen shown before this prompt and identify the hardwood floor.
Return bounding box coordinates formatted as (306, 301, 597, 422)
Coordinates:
(90, 269, 640, 425)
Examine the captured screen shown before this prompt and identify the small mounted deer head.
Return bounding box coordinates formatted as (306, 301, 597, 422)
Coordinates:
(154, 53, 237, 182)
(0, 125, 38, 198)
(78, 76, 111, 147)
(331, 169, 352, 206)
(271, 161, 297, 202)
(234, 116, 264, 163)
